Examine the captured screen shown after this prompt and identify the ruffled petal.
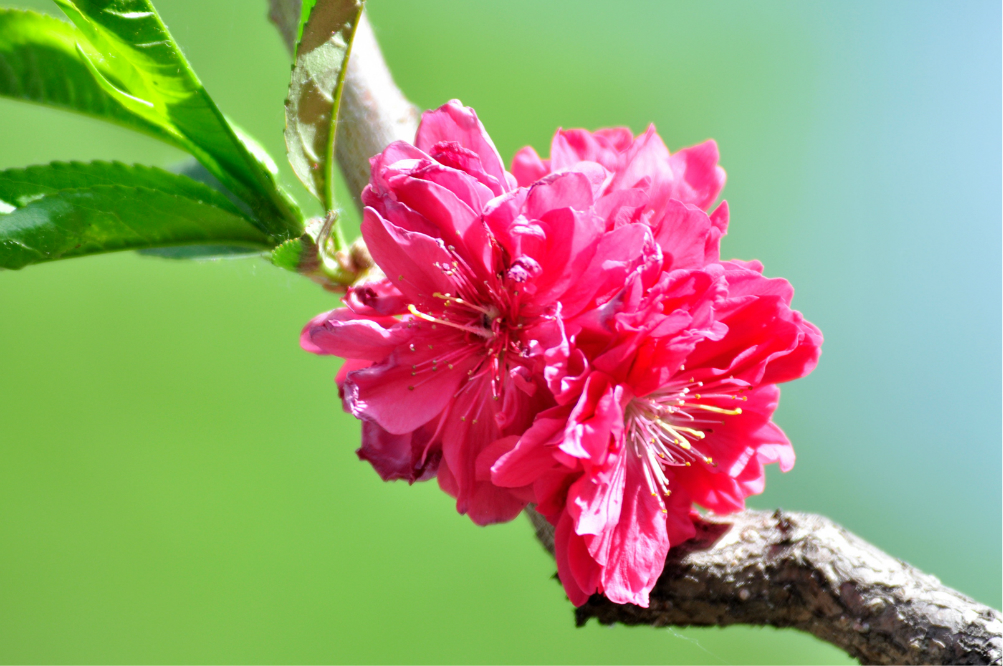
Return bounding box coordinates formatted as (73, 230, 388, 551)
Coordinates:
(650, 200, 715, 270)
(668, 139, 727, 211)
(550, 128, 624, 173)
(511, 146, 550, 188)
(414, 100, 511, 192)
(490, 408, 567, 487)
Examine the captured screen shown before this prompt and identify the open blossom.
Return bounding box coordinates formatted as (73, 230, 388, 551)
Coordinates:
(301, 99, 821, 608)
(489, 248, 822, 606)
(303, 100, 622, 524)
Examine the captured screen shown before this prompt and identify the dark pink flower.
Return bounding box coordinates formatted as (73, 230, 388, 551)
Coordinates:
(301, 101, 821, 609)
(490, 255, 822, 607)
(302, 100, 622, 525)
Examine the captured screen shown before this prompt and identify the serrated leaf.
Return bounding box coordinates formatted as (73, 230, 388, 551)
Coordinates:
(0, 185, 271, 270)
(0, 161, 244, 216)
(51, 0, 302, 237)
(0, 9, 178, 146)
(285, 0, 364, 209)
(270, 237, 305, 271)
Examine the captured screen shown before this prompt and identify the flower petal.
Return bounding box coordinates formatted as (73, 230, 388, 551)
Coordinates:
(360, 208, 456, 307)
(344, 327, 479, 435)
(511, 145, 550, 188)
(300, 308, 405, 359)
(668, 139, 727, 211)
(414, 100, 512, 193)
(357, 418, 441, 483)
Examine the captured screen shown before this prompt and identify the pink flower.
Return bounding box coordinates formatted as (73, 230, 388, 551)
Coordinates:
(490, 254, 822, 607)
(302, 100, 622, 525)
(301, 101, 821, 610)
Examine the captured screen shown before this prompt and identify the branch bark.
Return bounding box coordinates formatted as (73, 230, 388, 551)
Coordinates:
(269, 6, 1002, 663)
(528, 507, 1001, 665)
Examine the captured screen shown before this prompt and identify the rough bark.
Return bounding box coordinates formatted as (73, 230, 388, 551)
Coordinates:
(268, 7, 1002, 663)
(528, 507, 1001, 665)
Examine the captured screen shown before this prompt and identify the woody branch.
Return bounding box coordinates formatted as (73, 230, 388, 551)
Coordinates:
(273, 9, 1002, 665)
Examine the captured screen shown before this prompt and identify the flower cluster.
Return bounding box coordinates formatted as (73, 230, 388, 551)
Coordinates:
(302, 100, 822, 607)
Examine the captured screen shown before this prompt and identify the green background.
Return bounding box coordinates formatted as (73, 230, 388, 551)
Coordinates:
(1, 1, 999, 663)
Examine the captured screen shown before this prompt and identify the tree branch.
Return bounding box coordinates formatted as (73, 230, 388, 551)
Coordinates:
(333, 12, 420, 205)
(528, 507, 1001, 665)
(269, 6, 1002, 663)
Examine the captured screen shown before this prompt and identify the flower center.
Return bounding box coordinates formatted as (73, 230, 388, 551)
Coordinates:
(624, 375, 747, 508)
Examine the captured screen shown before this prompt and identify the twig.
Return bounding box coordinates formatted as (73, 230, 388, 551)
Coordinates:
(269, 6, 1002, 663)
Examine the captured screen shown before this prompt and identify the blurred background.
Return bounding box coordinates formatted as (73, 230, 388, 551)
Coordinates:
(0, 1, 999, 663)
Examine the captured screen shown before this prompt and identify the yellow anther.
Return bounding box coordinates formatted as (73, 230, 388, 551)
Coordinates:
(691, 404, 743, 416)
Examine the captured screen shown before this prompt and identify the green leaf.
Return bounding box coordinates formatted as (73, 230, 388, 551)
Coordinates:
(51, 0, 303, 237)
(285, 0, 364, 211)
(0, 161, 244, 216)
(270, 236, 305, 271)
(138, 245, 265, 259)
(0, 185, 272, 270)
(0, 9, 179, 146)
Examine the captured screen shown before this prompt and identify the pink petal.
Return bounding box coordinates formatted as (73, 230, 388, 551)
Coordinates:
(524, 170, 596, 219)
(360, 208, 456, 306)
(414, 100, 511, 193)
(345, 279, 409, 317)
(560, 373, 624, 464)
(704, 200, 730, 263)
(650, 200, 714, 270)
(490, 409, 567, 487)
(438, 373, 527, 525)
(343, 328, 479, 435)
(428, 140, 507, 196)
(386, 173, 493, 275)
(554, 511, 595, 606)
(550, 128, 623, 172)
(511, 146, 550, 187)
(357, 419, 441, 483)
(668, 139, 727, 211)
(409, 160, 497, 212)
(300, 308, 405, 359)
(566, 447, 626, 541)
(595, 188, 649, 230)
(595, 454, 671, 608)
(609, 125, 674, 211)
